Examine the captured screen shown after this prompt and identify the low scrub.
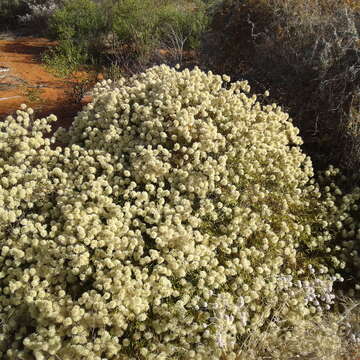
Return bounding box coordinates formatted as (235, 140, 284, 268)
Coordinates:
(43, 0, 210, 76)
(42, 39, 89, 77)
(47, 0, 108, 66)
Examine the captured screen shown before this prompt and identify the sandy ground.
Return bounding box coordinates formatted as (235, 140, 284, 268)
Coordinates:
(0, 36, 94, 133)
(0, 35, 200, 135)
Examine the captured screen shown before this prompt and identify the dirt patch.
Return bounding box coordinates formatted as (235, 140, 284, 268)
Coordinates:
(0, 36, 94, 133)
(0, 35, 201, 136)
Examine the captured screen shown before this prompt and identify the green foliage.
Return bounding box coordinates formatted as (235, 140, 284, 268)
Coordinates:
(156, 0, 210, 50)
(104, 62, 124, 81)
(47, 0, 107, 67)
(48, 0, 106, 42)
(109, 0, 161, 60)
(66, 74, 97, 104)
(44, 0, 210, 72)
(23, 86, 43, 103)
(42, 39, 88, 77)
(107, 0, 209, 63)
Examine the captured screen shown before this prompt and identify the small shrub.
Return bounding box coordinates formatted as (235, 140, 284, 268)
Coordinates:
(23, 86, 43, 103)
(65, 72, 98, 104)
(42, 39, 89, 77)
(101, 0, 210, 70)
(104, 62, 124, 81)
(109, 0, 160, 62)
(43, 0, 210, 74)
(47, 0, 108, 63)
(156, 0, 210, 51)
(48, 0, 106, 41)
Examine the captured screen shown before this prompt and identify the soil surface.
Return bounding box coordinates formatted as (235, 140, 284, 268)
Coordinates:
(0, 36, 95, 133)
(0, 36, 198, 135)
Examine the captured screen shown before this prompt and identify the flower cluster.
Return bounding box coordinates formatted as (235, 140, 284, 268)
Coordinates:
(0, 65, 355, 359)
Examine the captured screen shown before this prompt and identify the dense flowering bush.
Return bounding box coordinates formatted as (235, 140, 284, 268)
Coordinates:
(0, 64, 359, 360)
(316, 168, 360, 296)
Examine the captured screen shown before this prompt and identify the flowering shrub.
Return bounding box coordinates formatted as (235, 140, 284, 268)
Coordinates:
(0, 65, 358, 359)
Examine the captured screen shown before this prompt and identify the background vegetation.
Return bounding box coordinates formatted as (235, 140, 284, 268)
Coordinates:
(43, 0, 212, 75)
(201, 0, 360, 175)
(0, 0, 30, 29)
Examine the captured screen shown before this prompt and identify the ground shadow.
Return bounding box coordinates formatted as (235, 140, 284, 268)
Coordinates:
(2, 38, 55, 59)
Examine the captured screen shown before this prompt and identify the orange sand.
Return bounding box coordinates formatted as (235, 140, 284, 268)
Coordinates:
(0, 37, 94, 133)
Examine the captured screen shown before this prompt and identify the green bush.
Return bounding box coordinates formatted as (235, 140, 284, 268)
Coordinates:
(48, 0, 106, 41)
(156, 0, 210, 50)
(47, 0, 107, 65)
(107, 0, 210, 65)
(108, 0, 161, 61)
(1, 65, 358, 359)
(42, 39, 89, 77)
(44, 0, 210, 73)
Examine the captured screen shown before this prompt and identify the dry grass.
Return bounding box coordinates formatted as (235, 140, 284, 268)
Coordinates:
(201, 0, 360, 175)
(218, 294, 360, 360)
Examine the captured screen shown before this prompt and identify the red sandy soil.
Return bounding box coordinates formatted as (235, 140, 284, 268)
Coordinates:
(0, 36, 96, 133)
(0, 37, 198, 135)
